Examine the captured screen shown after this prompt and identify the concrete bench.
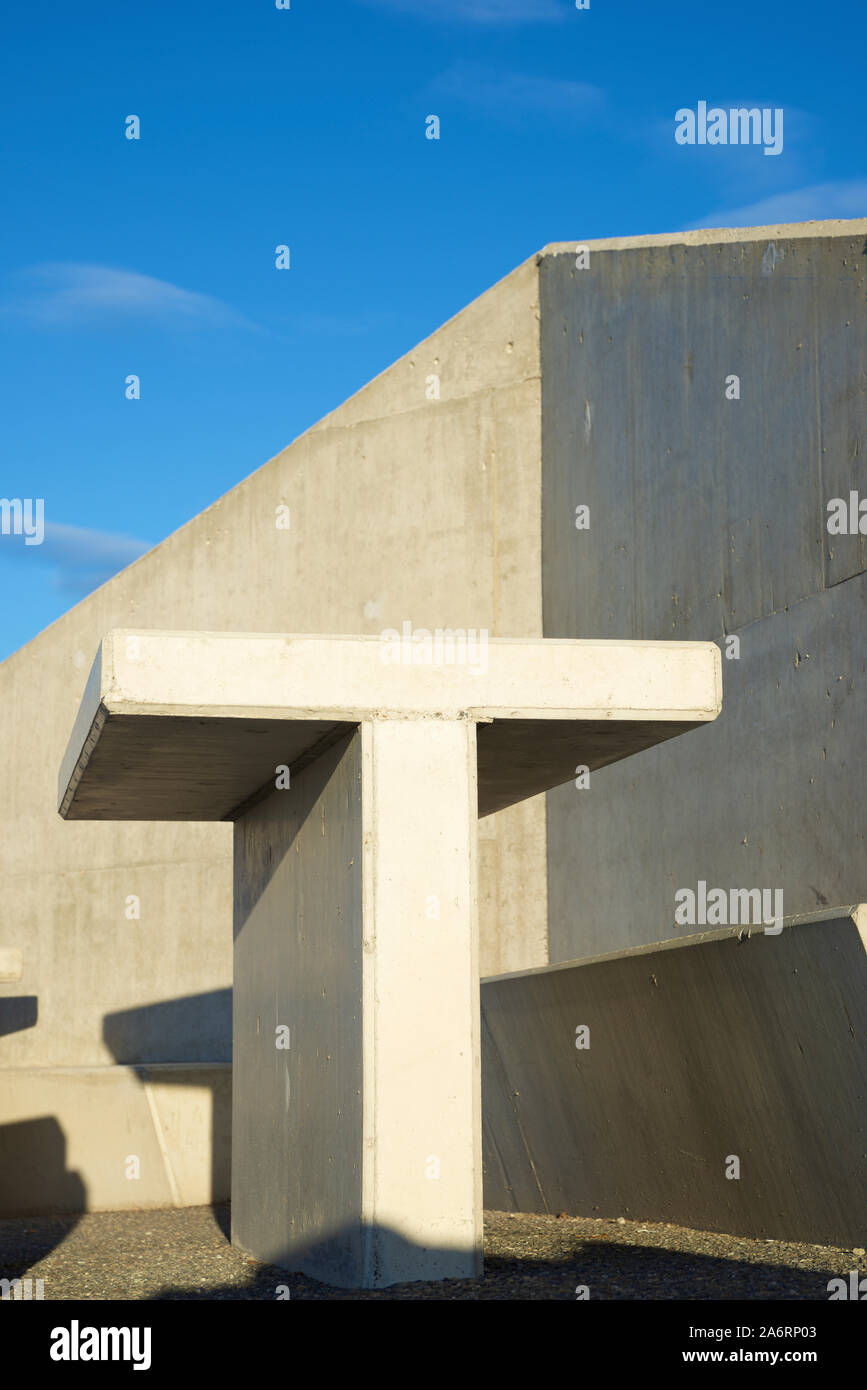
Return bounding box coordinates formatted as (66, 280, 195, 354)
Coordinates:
(58, 629, 720, 1287)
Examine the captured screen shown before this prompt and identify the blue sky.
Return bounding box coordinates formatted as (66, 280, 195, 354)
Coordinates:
(1, 0, 864, 660)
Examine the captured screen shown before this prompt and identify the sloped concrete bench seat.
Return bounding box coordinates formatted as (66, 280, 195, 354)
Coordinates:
(58, 629, 721, 1287)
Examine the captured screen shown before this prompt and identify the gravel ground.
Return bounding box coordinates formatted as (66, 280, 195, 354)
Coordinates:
(1, 1206, 861, 1300)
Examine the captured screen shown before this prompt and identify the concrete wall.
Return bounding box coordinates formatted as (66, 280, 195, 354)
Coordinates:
(482, 907, 867, 1248)
(541, 224, 867, 958)
(0, 254, 546, 1213)
(0, 1064, 230, 1214)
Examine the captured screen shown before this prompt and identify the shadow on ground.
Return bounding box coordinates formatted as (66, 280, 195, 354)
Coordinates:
(0, 1204, 852, 1301)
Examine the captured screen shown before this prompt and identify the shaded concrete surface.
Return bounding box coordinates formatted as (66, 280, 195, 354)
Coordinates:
(0, 1117, 86, 1217)
(547, 575, 867, 960)
(0, 1205, 859, 1300)
(482, 908, 867, 1249)
(542, 229, 867, 959)
(231, 732, 365, 1285)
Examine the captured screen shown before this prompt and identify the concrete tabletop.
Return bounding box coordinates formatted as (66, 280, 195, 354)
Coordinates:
(59, 629, 722, 821)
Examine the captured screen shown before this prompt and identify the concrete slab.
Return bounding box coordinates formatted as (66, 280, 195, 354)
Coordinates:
(58, 630, 721, 822)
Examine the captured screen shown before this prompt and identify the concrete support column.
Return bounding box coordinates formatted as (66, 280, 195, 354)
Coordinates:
(360, 718, 481, 1285)
(231, 718, 481, 1288)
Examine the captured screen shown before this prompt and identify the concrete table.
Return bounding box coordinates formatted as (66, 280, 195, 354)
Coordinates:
(58, 630, 721, 1287)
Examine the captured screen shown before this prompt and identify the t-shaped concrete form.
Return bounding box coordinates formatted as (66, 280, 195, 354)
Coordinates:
(58, 630, 721, 1287)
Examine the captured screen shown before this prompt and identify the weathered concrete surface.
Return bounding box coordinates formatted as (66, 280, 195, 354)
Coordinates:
(541, 224, 867, 959)
(482, 906, 867, 1249)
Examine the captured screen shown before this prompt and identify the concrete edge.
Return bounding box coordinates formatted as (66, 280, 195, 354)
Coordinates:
(482, 905, 865, 984)
(95, 628, 726, 650)
(539, 218, 867, 258)
(57, 641, 105, 815)
(0, 1062, 231, 1078)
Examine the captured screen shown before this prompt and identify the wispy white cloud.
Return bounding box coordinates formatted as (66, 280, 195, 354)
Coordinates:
(358, 0, 568, 23)
(690, 179, 867, 229)
(3, 263, 256, 331)
(0, 520, 152, 596)
(432, 60, 602, 120)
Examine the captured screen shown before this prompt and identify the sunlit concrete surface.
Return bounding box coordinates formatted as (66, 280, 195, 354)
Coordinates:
(58, 630, 721, 821)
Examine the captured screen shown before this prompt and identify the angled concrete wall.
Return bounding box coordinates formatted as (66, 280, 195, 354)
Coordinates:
(481, 907, 867, 1248)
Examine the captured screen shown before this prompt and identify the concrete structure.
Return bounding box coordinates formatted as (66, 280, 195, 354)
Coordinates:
(1, 218, 864, 1222)
(540, 227, 867, 959)
(482, 906, 867, 1249)
(57, 630, 720, 1285)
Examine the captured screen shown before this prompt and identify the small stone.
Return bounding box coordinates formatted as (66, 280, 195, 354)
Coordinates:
(617, 1217, 626, 1225)
(853, 1247, 865, 1257)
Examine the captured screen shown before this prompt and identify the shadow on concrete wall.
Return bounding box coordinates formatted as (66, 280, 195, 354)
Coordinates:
(0, 985, 78, 1251)
(0, 996, 38, 1036)
(0, 1117, 85, 1280)
(103, 990, 231, 1208)
(0, 991, 230, 1222)
(103, 989, 231, 1066)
